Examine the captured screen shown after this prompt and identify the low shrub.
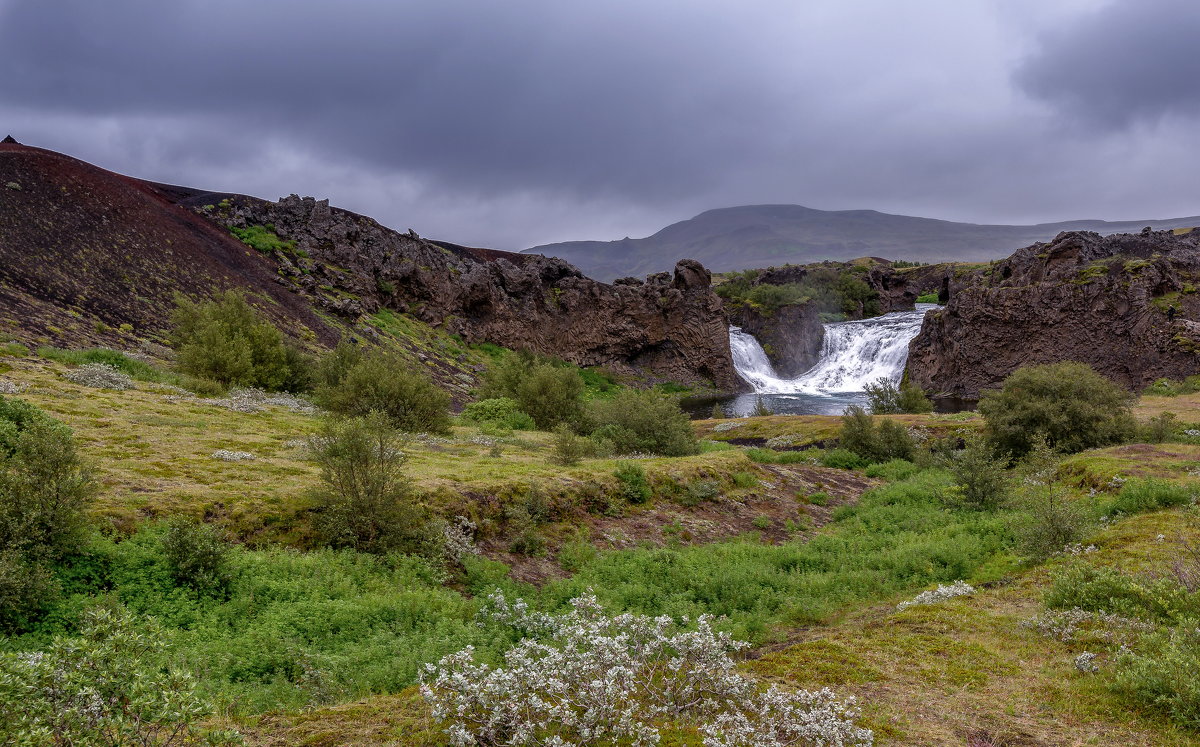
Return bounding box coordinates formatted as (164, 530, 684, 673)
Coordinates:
(421, 592, 873, 746)
(614, 462, 652, 505)
(1141, 412, 1179, 443)
(838, 407, 914, 463)
(551, 424, 586, 467)
(864, 459, 920, 482)
(315, 352, 451, 434)
(0, 606, 241, 746)
(1045, 564, 1196, 624)
(732, 471, 759, 489)
(587, 388, 699, 456)
(944, 438, 1011, 510)
(682, 480, 720, 506)
(1017, 486, 1091, 561)
(746, 448, 815, 465)
(1113, 627, 1200, 729)
(820, 448, 867, 470)
(1108, 478, 1196, 516)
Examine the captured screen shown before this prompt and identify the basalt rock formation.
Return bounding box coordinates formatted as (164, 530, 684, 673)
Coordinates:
(188, 194, 740, 390)
(0, 142, 739, 390)
(907, 228, 1200, 398)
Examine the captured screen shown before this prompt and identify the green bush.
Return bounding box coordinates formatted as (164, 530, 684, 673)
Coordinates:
(586, 388, 699, 457)
(614, 462, 652, 504)
(161, 518, 234, 597)
(916, 292, 940, 304)
(462, 397, 536, 431)
(170, 290, 311, 392)
(746, 448, 814, 465)
(978, 362, 1135, 457)
(480, 353, 584, 429)
(1141, 412, 1179, 443)
(681, 480, 720, 506)
(1045, 564, 1195, 623)
(315, 351, 451, 434)
(230, 224, 296, 254)
(312, 340, 364, 389)
(1109, 478, 1196, 516)
(307, 414, 435, 556)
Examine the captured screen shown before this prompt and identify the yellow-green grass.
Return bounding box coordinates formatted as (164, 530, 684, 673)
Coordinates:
(1135, 391, 1200, 421)
(0, 358, 787, 546)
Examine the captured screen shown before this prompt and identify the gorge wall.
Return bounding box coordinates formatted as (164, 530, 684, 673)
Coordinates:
(907, 228, 1200, 398)
(191, 194, 741, 390)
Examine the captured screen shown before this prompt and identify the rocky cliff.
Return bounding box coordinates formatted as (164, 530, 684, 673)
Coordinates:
(190, 194, 741, 390)
(727, 302, 824, 378)
(907, 228, 1200, 398)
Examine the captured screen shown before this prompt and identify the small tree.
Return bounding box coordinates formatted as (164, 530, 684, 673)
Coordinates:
(865, 378, 933, 415)
(551, 423, 586, 466)
(170, 290, 310, 392)
(946, 437, 1010, 510)
(308, 413, 434, 555)
(315, 351, 451, 434)
(979, 362, 1135, 457)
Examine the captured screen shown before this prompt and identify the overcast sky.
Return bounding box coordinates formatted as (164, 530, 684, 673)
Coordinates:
(1, 0, 1197, 250)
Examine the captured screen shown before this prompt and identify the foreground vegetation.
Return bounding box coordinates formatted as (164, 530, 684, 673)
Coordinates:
(4, 298, 1200, 744)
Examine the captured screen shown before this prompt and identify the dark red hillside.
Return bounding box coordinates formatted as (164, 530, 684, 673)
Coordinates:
(0, 142, 336, 347)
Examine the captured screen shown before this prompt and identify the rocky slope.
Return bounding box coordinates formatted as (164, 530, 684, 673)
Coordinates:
(0, 141, 740, 390)
(529, 203, 1200, 281)
(907, 228, 1200, 398)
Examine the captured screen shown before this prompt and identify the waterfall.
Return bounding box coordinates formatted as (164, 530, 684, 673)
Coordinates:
(731, 304, 937, 394)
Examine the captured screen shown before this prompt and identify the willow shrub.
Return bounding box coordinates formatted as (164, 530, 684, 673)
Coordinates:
(979, 361, 1135, 457)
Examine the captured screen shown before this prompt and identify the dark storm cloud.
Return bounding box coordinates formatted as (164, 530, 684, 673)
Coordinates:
(0, 1, 1196, 250)
(0, 0, 793, 201)
(1015, 0, 1200, 128)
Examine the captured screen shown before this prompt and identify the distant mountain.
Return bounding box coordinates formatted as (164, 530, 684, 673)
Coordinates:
(525, 204, 1200, 281)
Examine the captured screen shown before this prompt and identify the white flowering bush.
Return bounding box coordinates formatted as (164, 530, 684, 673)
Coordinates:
(1074, 651, 1099, 673)
(421, 592, 872, 746)
(65, 363, 134, 390)
(212, 449, 255, 462)
(0, 607, 241, 746)
(443, 515, 481, 563)
(0, 379, 24, 395)
(712, 421, 744, 432)
(1021, 607, 1154, 644)
(895, 580, 975, 612)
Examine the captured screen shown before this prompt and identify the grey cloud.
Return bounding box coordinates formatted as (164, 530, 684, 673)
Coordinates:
(0, 0, 1197, 251)
(1015, 0, 1200, 128)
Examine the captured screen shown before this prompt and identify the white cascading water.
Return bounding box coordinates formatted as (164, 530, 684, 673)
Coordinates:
(730, 304, 938, 394)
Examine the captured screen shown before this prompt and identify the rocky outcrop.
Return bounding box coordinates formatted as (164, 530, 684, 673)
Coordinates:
(198, 195, 741, 390)
(727, 301, 824, 378)
(907, 228, 1200, 398)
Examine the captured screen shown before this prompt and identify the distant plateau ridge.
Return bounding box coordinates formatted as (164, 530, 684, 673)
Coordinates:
(526, 204, 1200, 281)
